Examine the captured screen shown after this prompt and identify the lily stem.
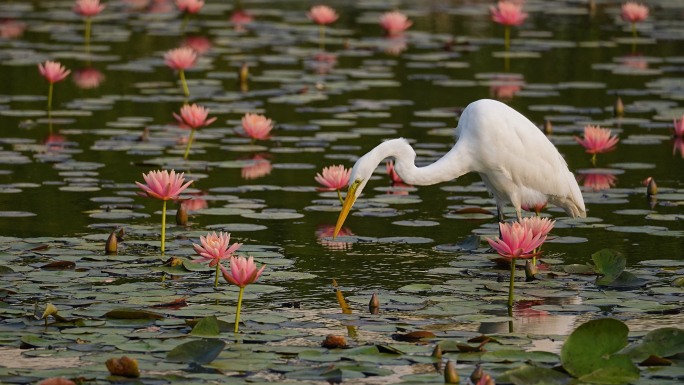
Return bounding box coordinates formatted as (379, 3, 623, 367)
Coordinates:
(234, 286, 244, 333)
(85, 17, 91, 59)
(336, 189, 343, 204)
(631, 22, 637, 39)
(591, 153, 597, 167)
(508, 258, 515, 308)
(161, 200, 167, 255)
(180, 69, 190, 98)
(214, 263, 220, 288)
(319, 24, 325, 51)
(183, 128, 195, 159)
(47, 82, 53, 111)
(181, 13, 189, 33)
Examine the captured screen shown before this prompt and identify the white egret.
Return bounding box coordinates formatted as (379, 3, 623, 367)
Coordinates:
(333, 99, 586, 238)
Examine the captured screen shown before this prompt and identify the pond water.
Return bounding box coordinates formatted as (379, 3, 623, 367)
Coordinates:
(0, 0, 683, 383)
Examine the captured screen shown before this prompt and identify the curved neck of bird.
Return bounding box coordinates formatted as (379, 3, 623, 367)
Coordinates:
(367, 138, 469, 186)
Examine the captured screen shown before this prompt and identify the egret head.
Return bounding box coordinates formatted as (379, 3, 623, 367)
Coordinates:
(333, 155, 376, 239)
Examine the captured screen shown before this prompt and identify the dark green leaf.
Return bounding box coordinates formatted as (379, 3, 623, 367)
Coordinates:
(166, 339, 225, 364)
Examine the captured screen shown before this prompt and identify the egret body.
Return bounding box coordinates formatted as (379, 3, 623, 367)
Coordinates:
(333, 99, 586, 238)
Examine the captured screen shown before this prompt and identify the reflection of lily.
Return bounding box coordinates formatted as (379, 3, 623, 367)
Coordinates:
(489, 78, 523, 100)
(240, 153, 273, 180)
(673, 137, 684, 158)
(621, 53, 648, 70)
(181, 35, 212, 55)
(316, 223, 354, 250)
(514, 300, 549, 320)
(384, 36, 407, 56)
(73, 67, 105, 89)
(230, 9, 253, 31)
(182, 197, 207, 211)
(577, 172, 617, 191)
(0, 20, 26, 39)
(307, 52, 337, 74)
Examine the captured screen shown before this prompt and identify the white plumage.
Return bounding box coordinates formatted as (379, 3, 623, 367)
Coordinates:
(334, 99, 586, 237)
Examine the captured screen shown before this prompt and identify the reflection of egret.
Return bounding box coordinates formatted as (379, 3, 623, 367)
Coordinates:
(333, 99, 586, 237)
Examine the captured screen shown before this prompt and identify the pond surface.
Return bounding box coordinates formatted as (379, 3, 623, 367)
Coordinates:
(0, 0, 683, 383)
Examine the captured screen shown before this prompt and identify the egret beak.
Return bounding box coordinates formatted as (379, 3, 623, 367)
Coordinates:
(333, 182, 359, 239)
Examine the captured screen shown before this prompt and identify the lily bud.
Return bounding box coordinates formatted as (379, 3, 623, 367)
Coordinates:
(525, 260, 538, 280)
(105, 231, 117, 254)
(369, 293, 380, 315)
(444, 360, 459, 384)
(644, 177, 657, 197)
(176, 203, 188, 226)
(614, 97, 624, 117)
(544, 120, 552, 135)
(470, 364, 483, 383)
(42, 303, 58, 320)
(432, 344, 442, 359)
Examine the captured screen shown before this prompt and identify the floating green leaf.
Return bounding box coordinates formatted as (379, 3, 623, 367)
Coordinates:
(166, 339, 225, 365)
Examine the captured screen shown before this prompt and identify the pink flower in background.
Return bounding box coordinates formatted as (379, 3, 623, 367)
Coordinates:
(239, 113, 274, 141)
(315, 165, 351, 191)
(307, 5, 338, 25)
(577, 173, 617, 191)
(182, 35, 212, 55)
(621, 2, 648, 23)
(672, 116, 684, 137)
(230, 9, 253, 30)
(173, 104, 216, 129)
(220, 256, 265, 288)
(379, 11, 412, 35)
(191, 231, 242, 267)
(0, 20, 26, 39)
(490, 83, 521, 100)
(521, 202, 547, 214)
(73, 0, 106, 17)
(490, 1, 528, 26)
(176, 0, 203, 14)
(39, 61, 71, 84)
(73, 67, 105, 89)
(574, 125, 619, 154)
(520, 216, 555, 239)
(386, 160, 403, 183)
(136, 169, 192, 200)
(486, 222, 546, 259)
(164, 47, 197, 70)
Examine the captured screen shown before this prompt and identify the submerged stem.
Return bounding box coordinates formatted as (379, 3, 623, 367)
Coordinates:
(180, 70, 190, 98)
(508, 258, 515, 308)
(234, 286, 244, 333)
(161, 200, 167, 255)
(183, 128, 196, 159)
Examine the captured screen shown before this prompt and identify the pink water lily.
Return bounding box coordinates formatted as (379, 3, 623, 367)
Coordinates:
(39, 61, 70, 84)
(574, 125, 619, 166)
(136, 169, 192, 201)
(379, 11, 412, 35)
(73, 67, 104, 89)
(386, 160, 403, 183)
(315, 165, 351, 191)
(486, 222, 546, 259)
(307, 5, 338, 25)
(672, 116, 684, 137)
(192, 232, 242, 267)
(490, 1, 528, 26)
(173, 104, 216, 129)
(220, 255, 265, 288)
(239, 113, 274, 141)
(73, 0, 105, 17)
(621, 2, 648, 23)
(176, 0, 203, 14)
(164, 47, 197, 70)
(520, 216, 555, 239)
